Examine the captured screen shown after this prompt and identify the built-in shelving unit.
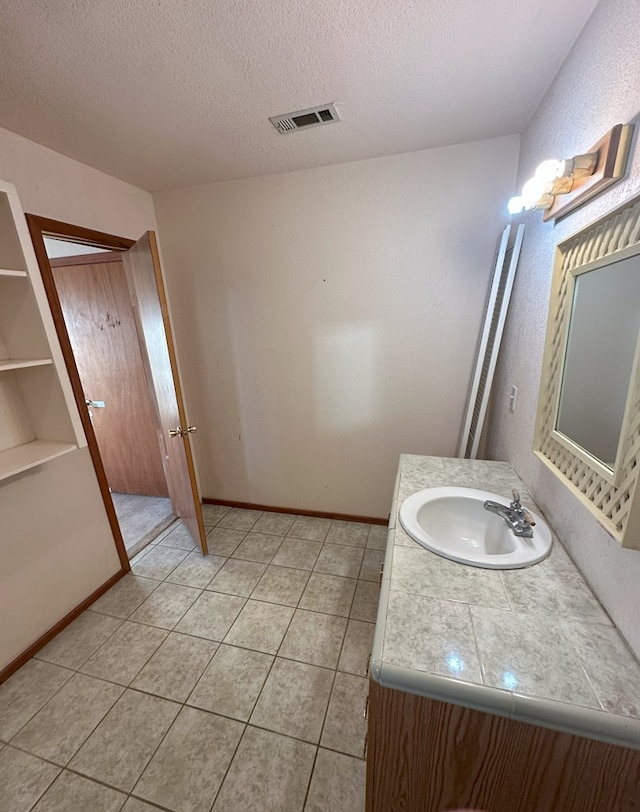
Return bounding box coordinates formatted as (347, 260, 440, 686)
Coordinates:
(0, 179, 85, 481)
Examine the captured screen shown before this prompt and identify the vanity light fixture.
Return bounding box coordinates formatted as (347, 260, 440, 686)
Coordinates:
(507, 124, 633, 222)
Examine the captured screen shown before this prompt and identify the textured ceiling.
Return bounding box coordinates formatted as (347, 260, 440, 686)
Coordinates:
(0, 0, 598, 191)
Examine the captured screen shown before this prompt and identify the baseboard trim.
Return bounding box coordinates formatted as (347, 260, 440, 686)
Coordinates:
(0, 568, 127, 684)
(202, 497, 388, 525)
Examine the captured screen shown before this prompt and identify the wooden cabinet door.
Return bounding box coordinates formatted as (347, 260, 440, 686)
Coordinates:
(122, 232, 208, 555)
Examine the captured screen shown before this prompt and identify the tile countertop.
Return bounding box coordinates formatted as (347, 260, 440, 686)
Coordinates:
(369, 454, 640, 750)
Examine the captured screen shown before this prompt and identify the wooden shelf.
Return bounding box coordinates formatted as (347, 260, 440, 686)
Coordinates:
(0, 268, 28, 277)
(0, 440, 77, 481)
(0, 358, 53, 372)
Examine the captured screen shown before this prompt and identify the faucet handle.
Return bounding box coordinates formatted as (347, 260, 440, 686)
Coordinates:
(522, 509, 536, 527)
(510, 490, 536, 528)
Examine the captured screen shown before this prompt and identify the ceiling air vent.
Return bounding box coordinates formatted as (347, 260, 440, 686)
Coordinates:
(270, 103, 340, 134)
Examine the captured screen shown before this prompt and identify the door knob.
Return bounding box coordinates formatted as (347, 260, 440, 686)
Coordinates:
(168, 425, 197, 438)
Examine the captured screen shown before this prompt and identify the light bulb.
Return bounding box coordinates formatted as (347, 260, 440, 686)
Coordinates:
(522, 176, 549, 209)
(533, 194, 554, 210)
(507, 196, 525, 215)
(535, 159, 563, 182)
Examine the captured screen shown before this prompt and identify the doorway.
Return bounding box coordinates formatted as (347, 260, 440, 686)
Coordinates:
(25, 216, 208, 566)
(46, 241, 175, 558)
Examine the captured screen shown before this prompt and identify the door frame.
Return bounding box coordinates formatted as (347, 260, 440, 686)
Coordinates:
(26, 215, 140, 570)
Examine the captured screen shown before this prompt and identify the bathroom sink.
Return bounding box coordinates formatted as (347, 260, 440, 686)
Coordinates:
(399, 486, 552, 569)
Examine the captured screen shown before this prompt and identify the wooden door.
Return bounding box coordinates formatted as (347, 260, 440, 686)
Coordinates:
(52, 254, 169, 496)
(122, 232, 208, 554)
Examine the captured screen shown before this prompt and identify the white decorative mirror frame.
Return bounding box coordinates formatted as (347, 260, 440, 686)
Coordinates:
(534, 193, 640, 550)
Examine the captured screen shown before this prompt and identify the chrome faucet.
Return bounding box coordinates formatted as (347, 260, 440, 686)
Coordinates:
(483, 489, 535, 538)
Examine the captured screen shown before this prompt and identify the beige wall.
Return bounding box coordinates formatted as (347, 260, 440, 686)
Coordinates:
(0, 126, 156, 671)
(0, 126, 155, 237)
(486, 0, 640, 656)
(154, 136, 520, 518)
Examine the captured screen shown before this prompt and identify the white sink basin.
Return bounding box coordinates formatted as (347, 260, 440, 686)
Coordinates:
(399, 486, 552, 569)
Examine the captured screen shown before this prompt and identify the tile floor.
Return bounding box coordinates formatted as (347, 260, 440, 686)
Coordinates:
(111, 493, 175, 558)
(0, 506, 387, 812)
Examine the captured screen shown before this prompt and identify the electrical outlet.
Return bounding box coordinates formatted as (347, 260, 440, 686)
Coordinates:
(509, 386, 518, 413)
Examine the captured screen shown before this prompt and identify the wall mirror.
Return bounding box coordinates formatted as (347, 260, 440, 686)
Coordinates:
(534, 193, 640, 549)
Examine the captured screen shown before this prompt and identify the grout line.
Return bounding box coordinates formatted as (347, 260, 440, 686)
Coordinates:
(5, 741, 173, 812)
(125, 793, 173, 812)
(468, 608, 488, 686)
(5, 749, 61, 811)
(236, 571, 313, 730)
(34, 613, 127, 676)
(333, 613, 353, 676)
(6, 510, 377, 810)
(301, 744, 320, 810)
(122, 699, 191, 805)
(207, 721, 367, 767)
(215, 521, 260, 534)
(316, 741, 366, 762)
(206, 723, 246, 811)
(195, 537, 301, 809)
(154, 542, 198, 554)
(125, 518, 180, 562)
(7, 682, 127, 779)
(130, 551, 190, 582)
(497, 570, 513, 611)
(69, 764, 176, 812)
(11, 685, 366, 807)
(236, 720, 326, 751)
(316, 662, 338, 750)
(77, 623, 173, 691)
(87, 581, 163, 620)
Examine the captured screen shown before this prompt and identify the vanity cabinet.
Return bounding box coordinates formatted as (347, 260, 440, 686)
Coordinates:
(0, 180, 84, 480)
(369, 453, 640, 812)
(366, 679, 640, 812)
